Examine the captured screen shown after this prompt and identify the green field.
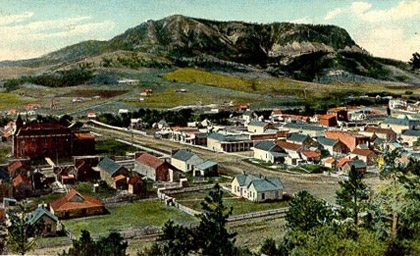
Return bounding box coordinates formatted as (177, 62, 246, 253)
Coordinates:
(95, 139, 138, 156)
(0, 93, 33, 109)
(172, 190, 289, 215)
(62, 200, 196, 237)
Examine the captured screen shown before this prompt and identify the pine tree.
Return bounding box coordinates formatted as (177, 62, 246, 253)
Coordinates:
(336, 166, 370, 226)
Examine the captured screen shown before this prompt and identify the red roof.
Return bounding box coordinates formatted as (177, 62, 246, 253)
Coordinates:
(365, 127, 395, 135)
(319, 114, 336, 120)
(50, 189, 103, 211)
(13, 174, 31, 187)
(276, 140, 302, 151)
(301, 151, 320, 158)
(271, 109, 282, 115)
(128, 174, 142, 185)
(337, 158, 353, 167)
(16, 123, 71, 136)
(351, 148, 376, 157)
(8, 161, 32, 174)
(325, 158, 336, 164)
(112, 174, 127, 182)
(136, 153, 165, 169)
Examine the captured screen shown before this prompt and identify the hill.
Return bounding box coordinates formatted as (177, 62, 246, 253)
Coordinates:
(1, 14, 418, 83)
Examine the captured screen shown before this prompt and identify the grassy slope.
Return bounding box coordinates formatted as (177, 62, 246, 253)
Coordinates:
(162, 68, 414, 99)
(0, 93, 34, 109)
(62, 200, 196, 237)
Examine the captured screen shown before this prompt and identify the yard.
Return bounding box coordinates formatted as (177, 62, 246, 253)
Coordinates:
(171, 190, 289, 215)
(95, 139, 138, 156)
(62, 200, 196, 237)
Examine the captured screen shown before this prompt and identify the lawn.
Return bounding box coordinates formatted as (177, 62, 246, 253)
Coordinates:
(30, 193, 64, 205)
(0, 93, 33, 109)
(95, 139, 138, 155)
(172, 190, 289, 215)
(71, 182, 117, 199)
(62, 200, 196, 237)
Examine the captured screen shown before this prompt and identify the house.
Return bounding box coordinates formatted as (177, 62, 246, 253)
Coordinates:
(127, 174, 146, 195)
(57, 166, 77, 184)
(276, 140, 303, 165)
(317, 136, 349, 156)
(401, 130, 420, 146)
(323, 157, 336, 168)
(350, 148, 378, 166)
(252, 141, 286, 164)
(26, 206, 60, 237)
(171, 149, 204, 172)
(193, 161, 219, 177)
(50, 189, 105, 219)
(324, 130, 370, 152)
(95, 157, 131, 189)
(74, 158, 100, 182)
(270, 109, 283, 122)
(135, 153, 179, 182)
(300, 151, 321, 163)
(87, 112, 97, 119)
(360, 127, 397, 143)
(73, 133, 96, 156)
(231, 174, 284, 202)
(7, 161, 33, 179)
(319, 114, 338, 127)
(282, 123, 326, 137)
(13, 174, 32, 200)
(381, 117, 420, 133)
(207, 133, 253, 152)
(286, 133, 314, 147)
(341, 160, 367, 174)
(327, 107, 348, 122)
(247, 121, 274, 133)
(242, 110, 257, 123)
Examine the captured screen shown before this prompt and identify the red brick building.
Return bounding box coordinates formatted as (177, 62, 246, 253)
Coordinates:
(13, 122, 95, 159)
(319, 114, 338, 127)
(325, 130, 370, 152)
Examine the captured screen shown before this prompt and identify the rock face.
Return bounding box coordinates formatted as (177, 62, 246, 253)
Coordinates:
(3, 15, 416, 83)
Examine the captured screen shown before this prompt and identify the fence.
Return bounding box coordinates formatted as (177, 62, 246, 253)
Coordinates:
(227, 207, 289, 222)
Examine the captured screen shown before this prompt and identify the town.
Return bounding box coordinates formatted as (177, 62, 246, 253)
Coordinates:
(0, 91, 419, 254)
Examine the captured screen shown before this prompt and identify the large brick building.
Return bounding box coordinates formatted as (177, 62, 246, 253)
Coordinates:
(13, 120, 94, 159)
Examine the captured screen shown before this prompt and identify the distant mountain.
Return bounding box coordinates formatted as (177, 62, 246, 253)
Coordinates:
(2, 14, 417, 83)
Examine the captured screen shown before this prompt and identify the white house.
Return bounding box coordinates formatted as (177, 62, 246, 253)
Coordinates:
(231, 174, 284, 202)
(252, 141, 286, 164)
(401, 130, 420, 146)
(171, 149, 204, 172)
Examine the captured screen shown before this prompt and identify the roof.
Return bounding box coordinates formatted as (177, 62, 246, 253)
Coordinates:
(254, 141, 277, 151)
(112, 174, 126, 182)
(325, 158, 336, 164)
(402, 129, 420, 137)
(8, 161, 32, 174)
(337, 158, 353, 167)
(74, 133, 94, 139)
(13, 174, 31, 187)
(128, 174, 143, 185)
(207, 132, 250, 142)
(373, 137, 386, 144)
(235, 174, 284, 192)
(301, 151, 320, 158)
(16, 123, 71, 137)
(276, 140, 302, 151)
(317, 136, 339, 146)
(346, 160, 367, 169)
(97, 157, 122, 175)
(283, 123, 326, 132)
(248, 120, 267, 127)
(383, 117, 419, 126)
(136, 153, 165, 169)
(243, 110, 254, 116)
(172, 149, 197, 162)
(26, 206, 58, 225)
(287, 133, 310, 144)
(365, 127, 395, 135)
(351, 148, 376, 157)
(319, 114, 336, 120)
(50, 189, 103, 212)
(195, 160, 218, 170)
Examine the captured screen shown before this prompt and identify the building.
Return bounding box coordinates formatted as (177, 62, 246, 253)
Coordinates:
(247, 121, 274, 133)
(193, 161, 219, 177)
(50, 189, 105, 219)
(360, 127, 397, 143)
(171, 149, 204, 173)
(252, 141, 286, 164)
(319, 114, 338, 127)
(242, 110, 257, 122)
(381, 117, 420, 134)
(341, 160, 367, 174)
(13, 121, 95, 159)
(127, 174, 146, 195)
(401, 130, 420, 146)
(323, 157, 336, 168)
(350, 148, 378, 165)
(317, 136, 349, 156)
(282, 123, 326, 137)
(286, 133, 314, 147)
(327, 107, 348, 122)
(231, 174, 284, 202)
(276, 140, 304, 165)
(207, 133, 253, 152)
(13, 174, 32, 200)
(26, 206, 60, 237)
(135, 153, 179, 182)
(95, 157, 131, 190)
(300, 151, 321, 163)
(7, 161, 33, 179)
(324, 130, 370, 152)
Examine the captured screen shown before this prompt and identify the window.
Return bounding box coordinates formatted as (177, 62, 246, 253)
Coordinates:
(47, 224, 52, 232)
(261, 193, 265, 200)
(20, 140, 25, 146)
(20, 149, 25, 155)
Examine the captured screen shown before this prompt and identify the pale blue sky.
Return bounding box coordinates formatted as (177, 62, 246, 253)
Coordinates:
(1, 0, 419, 61)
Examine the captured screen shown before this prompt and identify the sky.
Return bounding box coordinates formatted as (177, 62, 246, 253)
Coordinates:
(0, 0, 419, 61)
